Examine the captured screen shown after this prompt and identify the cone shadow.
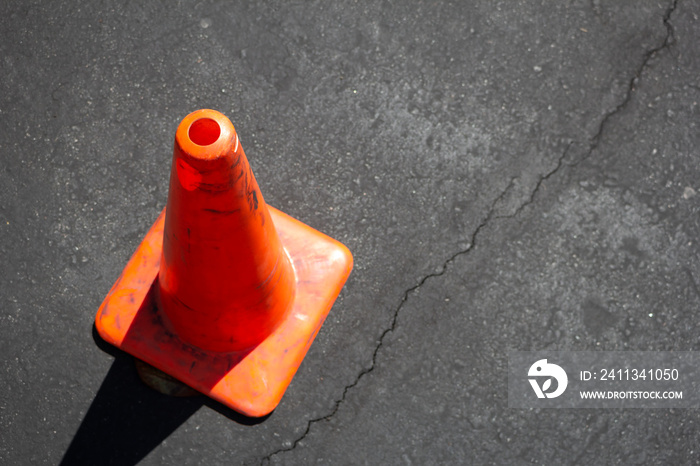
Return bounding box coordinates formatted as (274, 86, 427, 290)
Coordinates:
(60, 352, 203, 466)
(60, 328, 268, 466)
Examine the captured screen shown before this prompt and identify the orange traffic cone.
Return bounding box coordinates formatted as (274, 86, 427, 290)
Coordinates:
(95, 109, 353, 417)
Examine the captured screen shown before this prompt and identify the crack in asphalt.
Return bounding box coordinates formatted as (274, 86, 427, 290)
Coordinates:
(495, 141, 573, 221)
(572, 0, 678, 167)
(261, 176, 518, 466)
(261, 2, 679, 463)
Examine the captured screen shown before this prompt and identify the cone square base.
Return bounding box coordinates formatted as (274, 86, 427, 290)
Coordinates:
(95, 207, 352, 417)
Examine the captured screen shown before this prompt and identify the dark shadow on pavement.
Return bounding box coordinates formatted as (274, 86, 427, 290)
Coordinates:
(59, 327, 270, 466)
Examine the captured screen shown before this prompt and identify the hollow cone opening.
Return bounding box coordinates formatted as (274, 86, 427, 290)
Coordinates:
(188, 117, 221, 146)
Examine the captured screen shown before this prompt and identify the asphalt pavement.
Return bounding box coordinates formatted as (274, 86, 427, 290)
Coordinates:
(2, 1, 700, 464)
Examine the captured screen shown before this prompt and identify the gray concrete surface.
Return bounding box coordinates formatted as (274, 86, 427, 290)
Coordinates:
(1, 0, 699, 464)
